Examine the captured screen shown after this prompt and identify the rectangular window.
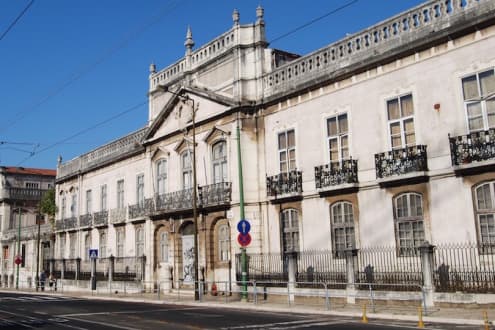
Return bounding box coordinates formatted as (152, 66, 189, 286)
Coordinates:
(61, 196, 66, 219)
(100, 185, 107, 211)
(117, 180, 125, 209)
(327, 113, 349, 166)
(25, 182, 39, 189)
(136, 174, 144, 205)
(70, 194, 77, 217)
(99, 231, 107, 258)
(59, 234, 66, 259)
(156, 160, 167, 195)
(387, 94, 415, 149)
(69, 233, 76, 258)
(462, 69, 495, 132)
(182, 151, 192, 189)
(278, 129, 296, 173)
(135, 226, 144, 257)
(116, 228, 125, 257)
(86, 190, 92, 214)
(160, 232, 168, 262)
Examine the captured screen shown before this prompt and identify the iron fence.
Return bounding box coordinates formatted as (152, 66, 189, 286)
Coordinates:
(434, 243, 495, 293)
(296, 250, 346, 289)
(64, 258, 78, 280)
(113, 256, 145, 281)
(236, 253, 288, 285)
(357, 246, 422, 291)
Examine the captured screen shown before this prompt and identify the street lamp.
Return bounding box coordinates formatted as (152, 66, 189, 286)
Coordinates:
(158, 86, 200, 301)
(35, 212, 42, 291)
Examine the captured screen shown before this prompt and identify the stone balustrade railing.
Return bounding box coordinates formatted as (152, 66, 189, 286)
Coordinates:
(150, 27, 237, 89)
(57, 128, 147, 180)
(263, 0, 492, 98)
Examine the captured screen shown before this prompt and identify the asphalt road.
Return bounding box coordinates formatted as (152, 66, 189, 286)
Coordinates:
(0, 292, 479, 329)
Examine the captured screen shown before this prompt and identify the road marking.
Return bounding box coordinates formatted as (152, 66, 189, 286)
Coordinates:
(59, 307, 201, 317)
(268, 321, 345, 329)
(0, 309, 38, 329)
(220, 319, 330, 329)
(63, 316, 142, 330)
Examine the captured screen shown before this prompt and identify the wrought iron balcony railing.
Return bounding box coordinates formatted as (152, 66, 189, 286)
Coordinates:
(266, 170, 303, 197)
(93, 210, 108, 227)
(315, 159, 358, 189)
(79, 214, 92, 228)
(0, 187, 48, 201)
(449, 129, 495, 166)
(129, 198, 155, 219)
(55, 220, 64, 231)
(110, 207, 127, 224)
(155, 188, 196, 213)
(200, 182, 232, 207)
(375, 145, 427, 179)
(63, 217, 77, 230)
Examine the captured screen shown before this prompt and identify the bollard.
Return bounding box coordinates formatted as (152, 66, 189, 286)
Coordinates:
(361, 303, 368, 323)
(484, 311, 490, 330)
(417, 305, 425, 328)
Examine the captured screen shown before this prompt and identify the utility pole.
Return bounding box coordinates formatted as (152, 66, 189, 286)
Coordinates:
(35, 213, 41, 291)
(15, 206, 21, 290)
(237, 116, 248, 301)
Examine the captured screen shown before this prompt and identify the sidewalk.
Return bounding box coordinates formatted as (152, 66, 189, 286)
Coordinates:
(1, 287, 493, 328)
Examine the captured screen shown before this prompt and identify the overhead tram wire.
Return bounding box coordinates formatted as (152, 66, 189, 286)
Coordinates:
(0, 0, 187, 135)
(0, 0, 35, 42)
(16, 100, 147, 166)
(15, 0, 358, 166)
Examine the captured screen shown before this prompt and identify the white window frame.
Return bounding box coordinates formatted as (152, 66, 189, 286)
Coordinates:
(160, 232, 169, 263)
(280, 209, 299, 253)
(330, 201, 356, 256)
(474, 181, 495, 247)
(394, 192, 425, 256)
(136, 174, 144, 205)
(278, 129, 296, 173)
(326, 113, 349, 166)
(212, 140, 228, 184)
(117, 180, 125, 209)
(84, 233, 91, 261)
(181, 150, 192, 189)
(99, 231, 107, 258)
(100, 185, 107, 211)
(86, 189, 92, 214)
(69, 233, 76, 258)
(156, 159, 167, 195)
(218, 223, 230, 262)
(462, 69, 495, 132)
(70, 193, 77, 218)
(387, 94, 415, 150)
(135, 226, 144, 257)
(116, 228, 125, 257)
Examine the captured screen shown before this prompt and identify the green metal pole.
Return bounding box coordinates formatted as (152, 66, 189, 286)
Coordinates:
(16, 207, 21, 290)
(237, 118, 248, 301)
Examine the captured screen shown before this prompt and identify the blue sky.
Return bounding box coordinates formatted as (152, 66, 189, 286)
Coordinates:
(0, 0, 424, 169)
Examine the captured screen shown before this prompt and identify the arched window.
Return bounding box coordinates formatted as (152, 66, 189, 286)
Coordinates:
(69, 233, 76, 258)
(394, 192, 425, 256)
(280, 209, 299, 253)
(84, 233, 91, 261)
(474, 182, 495, 247)
(156, 159, 167, 195)
(181, 150, 192, 189)
(212, 141, 227, 184)
(330, 201, 355, 256)
(160, 232, 169, 262)
(218, 223, 230, 261)
(136, 226, 144, 257)
(99, 231, 107, 258)
(59, 234, 66, 258)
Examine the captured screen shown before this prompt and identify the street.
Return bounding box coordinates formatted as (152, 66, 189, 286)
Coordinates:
(0, 292, 480, 329)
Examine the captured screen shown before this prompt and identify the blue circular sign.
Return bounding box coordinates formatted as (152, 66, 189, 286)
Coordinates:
(237, 219, 251, 235)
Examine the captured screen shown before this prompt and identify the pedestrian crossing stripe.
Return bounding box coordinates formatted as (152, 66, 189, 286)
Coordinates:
(0, 295, 78, 302)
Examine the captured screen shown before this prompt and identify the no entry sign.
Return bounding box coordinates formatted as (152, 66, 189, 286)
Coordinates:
(237, 233, 252, 247)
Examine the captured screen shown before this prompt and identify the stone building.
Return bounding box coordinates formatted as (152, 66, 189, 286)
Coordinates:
(0, 166, 56, 287)
(55, 0, 495, 300)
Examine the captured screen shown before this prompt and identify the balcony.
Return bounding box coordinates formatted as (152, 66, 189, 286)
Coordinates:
(375, 145, 428, 187)
(315, 159, 358, 196)
(266, 170, 303, 203)
(93, 210, 108, 227)
(449, 129, 495, 176)
(55, 220, 64, 231)
(110, 207, 127, 225)
(0, 187, 48, 201)
(200, 182, 232, 210)
(129, 198, 155, 219)
(63, 217, 78, 231)
(155, 188, 197, 216)
(79, 213, 93, 228)
(2, 223, 52, 242)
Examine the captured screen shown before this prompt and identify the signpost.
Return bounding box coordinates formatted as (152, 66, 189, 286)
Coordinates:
(89, 249, 98, 259)
(14, 255, 22, 265)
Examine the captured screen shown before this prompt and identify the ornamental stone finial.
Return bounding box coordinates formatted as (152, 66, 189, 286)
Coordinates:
(184, 25, 194, 49)
(149, 62, 156, 74)
(256, 5, 264, 23)
(232, 9, 240, 25)
(57, 155, 62, 166)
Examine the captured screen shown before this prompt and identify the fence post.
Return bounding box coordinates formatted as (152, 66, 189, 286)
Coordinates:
(419, 242, 435, 308)
(141, 254, 146, 282)
(49, 258, 54, 278)
(345, 249, 358, 304)
(287, 251, 297, 304)
(61, 258, 66, 280)
(109, 255, 114, 284)
(76, 258, 81, 282)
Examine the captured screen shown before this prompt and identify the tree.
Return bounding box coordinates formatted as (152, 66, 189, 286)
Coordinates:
(39, 188, 56, 226)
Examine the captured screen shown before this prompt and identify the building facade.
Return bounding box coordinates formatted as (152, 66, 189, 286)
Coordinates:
(0, 166, 56, 287)
(55, 0, 495, 299)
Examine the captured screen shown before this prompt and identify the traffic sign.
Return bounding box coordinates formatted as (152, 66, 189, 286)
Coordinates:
(89, 249, 98, 259)
(14, 255, 22, 265)
(237, 233, 252, 247)
(237, 219, 251, 235)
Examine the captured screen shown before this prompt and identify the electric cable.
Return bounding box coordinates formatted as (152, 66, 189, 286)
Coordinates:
(0, 0, 34, 41)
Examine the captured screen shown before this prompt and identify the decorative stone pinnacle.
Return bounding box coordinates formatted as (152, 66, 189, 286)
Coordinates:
(149, 62, 156, 74)
(184, 25, 194, 49)
(232, 9, 240, 25)
(256, 5, 264, 22)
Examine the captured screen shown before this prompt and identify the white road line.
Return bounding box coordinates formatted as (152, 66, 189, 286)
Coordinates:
(0, 309, 37, 329)
(220, 319, 329, 329)
(268, 321, 346, 329)
(60, 307, 203, 317)
(63, 316, 142, 330)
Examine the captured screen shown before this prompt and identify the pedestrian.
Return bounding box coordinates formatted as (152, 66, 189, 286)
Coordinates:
(49, 273, 57, 291)
(39, 270, 46, 291)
